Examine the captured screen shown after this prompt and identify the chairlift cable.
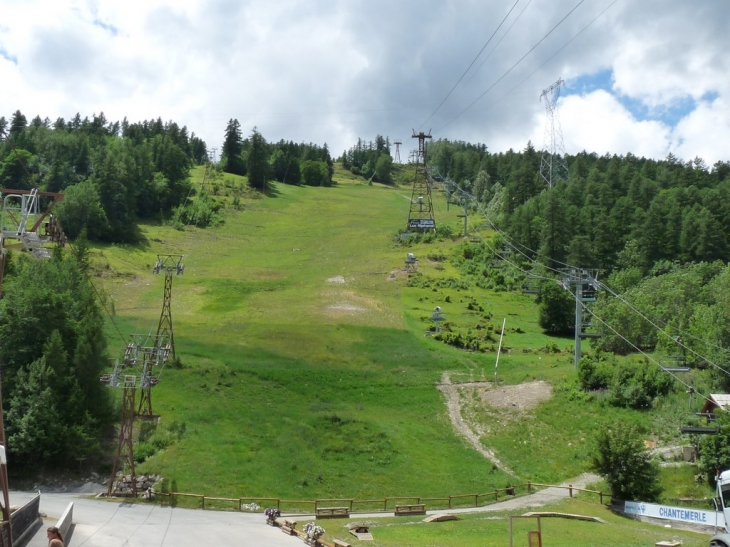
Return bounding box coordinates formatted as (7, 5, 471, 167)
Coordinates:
(439, 177, 730, 381)
(437, 0, 586, 131)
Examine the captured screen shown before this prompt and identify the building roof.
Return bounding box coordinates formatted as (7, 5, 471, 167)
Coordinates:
(710, 394, 730, 408)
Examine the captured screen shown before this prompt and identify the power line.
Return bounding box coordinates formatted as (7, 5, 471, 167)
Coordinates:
(577, 293, 714, 408)
(420, 0, 521, 129)
(483, 0, 620, 114)
(438, 0, 586, 131)
(462, 0, 535, 88)
(435, 175, 730, 384)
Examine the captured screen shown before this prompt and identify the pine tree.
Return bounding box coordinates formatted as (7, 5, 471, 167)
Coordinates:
(222, 119, 244, 175)
(247, 127, 269, 191)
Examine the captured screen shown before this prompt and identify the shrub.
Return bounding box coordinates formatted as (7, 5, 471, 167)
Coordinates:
(591, 422, 661, 502)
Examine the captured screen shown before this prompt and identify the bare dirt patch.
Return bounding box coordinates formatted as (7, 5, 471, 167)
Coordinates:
(325, 302, 367, 314)
(479, 380, 552, 411)
(326, 275, 346, 284)
(387, 268, 406, 281)
(437, 374, 554, 477)
(320, 289, 380, 317)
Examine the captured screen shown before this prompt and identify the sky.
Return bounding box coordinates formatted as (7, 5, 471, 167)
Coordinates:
(1, 0, 729, 165)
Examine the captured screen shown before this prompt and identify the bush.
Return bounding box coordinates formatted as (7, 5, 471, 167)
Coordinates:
(172, 193, 222, 228)
(577, 357, 613, 391)
(436, 224, 454, 239)
(699, 413, 730, 486)
(591, 422, 661, 502)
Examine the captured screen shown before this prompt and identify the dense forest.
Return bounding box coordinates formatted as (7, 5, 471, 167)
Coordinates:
(0, 110, 207, 243)
(427, 138, 730, 392)
(426, 139, 730, 271)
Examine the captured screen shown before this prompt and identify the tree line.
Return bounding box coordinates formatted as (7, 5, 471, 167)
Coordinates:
(221, 120, 334, 188)
(436, 139, 730, 391)
(0, 247, 114, 471)
(0, 110, 207, 242)
(340, 135, 394, 184)
(427, 138, 730, 272)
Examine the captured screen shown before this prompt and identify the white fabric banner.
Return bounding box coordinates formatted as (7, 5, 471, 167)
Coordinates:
(624, 500, 725, 528)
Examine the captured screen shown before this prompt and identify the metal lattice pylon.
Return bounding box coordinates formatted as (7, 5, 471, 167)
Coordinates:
(135, 336, 168, 418)
(107, 376, 137, 497)
(406, 131, 436, 231)
(539, 78, 569, 188)
(154, 255, 184, 360)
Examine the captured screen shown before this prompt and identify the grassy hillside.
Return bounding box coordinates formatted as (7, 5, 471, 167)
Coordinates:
(92, 164, 702, 501)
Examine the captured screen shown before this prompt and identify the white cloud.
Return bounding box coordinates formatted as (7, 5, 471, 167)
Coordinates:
(0, 0, 728, 163)
(555, 90, 671, 159)
(673, 96, 730, 165)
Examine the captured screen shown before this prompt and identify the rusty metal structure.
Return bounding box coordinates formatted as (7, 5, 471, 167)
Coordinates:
(104, 376, 138, 497)
(406, 131, 435, 231)
(153, 255, 184, 360)
(0, 188, 65, 294)
(0, 188, 65, 248)
(101, 332, 170, 496)
(134, 336, 169, 419)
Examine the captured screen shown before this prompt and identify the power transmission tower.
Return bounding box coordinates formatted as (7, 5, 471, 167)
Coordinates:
(153, 255, 184, 360)
(393, 141, 402, 163)
(560, 268, 601, 369)
(406, 131, 435, 231)
(539, 78, 569, 188)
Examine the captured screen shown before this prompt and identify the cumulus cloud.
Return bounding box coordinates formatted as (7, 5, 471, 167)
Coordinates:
(0, 0, 728, 163)
(554, 90, 671, 158)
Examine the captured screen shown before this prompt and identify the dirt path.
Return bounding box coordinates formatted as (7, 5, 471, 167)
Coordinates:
(465, 472, 602, 513)
(437, 372, 517, 476)
(436, 372, 588, 507)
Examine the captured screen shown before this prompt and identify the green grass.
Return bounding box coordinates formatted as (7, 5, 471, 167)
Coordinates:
(314, 498, 709, 547)
(91, 165, 704, 509)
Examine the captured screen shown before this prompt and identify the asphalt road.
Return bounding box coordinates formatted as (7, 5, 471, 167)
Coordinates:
(10, 491, 300, 547)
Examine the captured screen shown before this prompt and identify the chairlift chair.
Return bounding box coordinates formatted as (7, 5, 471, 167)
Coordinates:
(680, 412, 719, 435)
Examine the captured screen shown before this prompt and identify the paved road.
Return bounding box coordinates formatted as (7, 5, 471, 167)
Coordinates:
(10, 491, 300, 547)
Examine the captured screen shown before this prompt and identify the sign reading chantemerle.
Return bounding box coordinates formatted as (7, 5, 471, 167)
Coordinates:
(624, 500, 725, 528)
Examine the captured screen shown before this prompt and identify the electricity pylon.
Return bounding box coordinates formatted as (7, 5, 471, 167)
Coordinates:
(539, 78, 569, 188)
(407, 131, 435, 231)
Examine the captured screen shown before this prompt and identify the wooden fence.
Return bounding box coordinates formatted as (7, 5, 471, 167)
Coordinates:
(149, 481, 608, 513)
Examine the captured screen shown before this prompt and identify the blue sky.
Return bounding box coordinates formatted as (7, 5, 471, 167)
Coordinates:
(563, 69, 719, 128)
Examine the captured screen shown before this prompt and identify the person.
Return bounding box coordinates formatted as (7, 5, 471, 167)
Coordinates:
(47, 526, 64, 547)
